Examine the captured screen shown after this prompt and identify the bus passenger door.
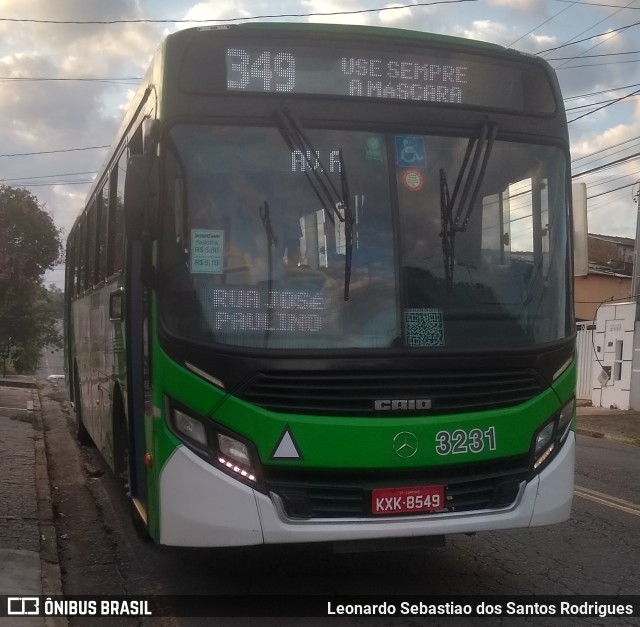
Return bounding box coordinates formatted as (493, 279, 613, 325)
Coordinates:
(114, 140, 150, 529)
(125, 237, 150, 522)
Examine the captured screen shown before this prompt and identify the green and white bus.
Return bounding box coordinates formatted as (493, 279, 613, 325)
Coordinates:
(65, 23, 576, 547)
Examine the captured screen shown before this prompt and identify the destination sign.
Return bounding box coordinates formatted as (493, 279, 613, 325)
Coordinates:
(221, 43, 554, 113)
(206, 287, 325, 334)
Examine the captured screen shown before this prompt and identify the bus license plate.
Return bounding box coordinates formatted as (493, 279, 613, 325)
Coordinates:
(371, 485, 445, 515)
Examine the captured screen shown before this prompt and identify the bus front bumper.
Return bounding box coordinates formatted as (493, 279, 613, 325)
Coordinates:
(158, 432, 575, 547)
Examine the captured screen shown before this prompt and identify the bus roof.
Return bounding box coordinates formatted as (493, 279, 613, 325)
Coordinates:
(171, 21, 523, 58)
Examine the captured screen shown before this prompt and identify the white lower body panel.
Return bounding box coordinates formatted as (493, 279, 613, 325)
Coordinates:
(159, 432, 575, 547)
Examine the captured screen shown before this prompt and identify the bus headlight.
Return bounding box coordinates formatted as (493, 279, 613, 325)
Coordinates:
(533, 422, 555, 470)
(174, 409, 207, 447)
(218, 433, 252, 467)
(532, 398, 575, 471)
(167, 399, 263, 489)
(217, 433, 258, 483)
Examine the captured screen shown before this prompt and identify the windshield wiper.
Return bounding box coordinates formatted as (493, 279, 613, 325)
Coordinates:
(440, 123, 497, 286)
(259, 199, 278, 283)
(259, 200, 278, 345)
(337, 149, 354, 300)
(274, 107, 354, 300)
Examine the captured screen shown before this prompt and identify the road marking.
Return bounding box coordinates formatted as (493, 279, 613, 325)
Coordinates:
(575, 485, 640, 518)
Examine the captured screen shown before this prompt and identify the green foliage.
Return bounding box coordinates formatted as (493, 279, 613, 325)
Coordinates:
(47, 284, 65, 318)
(0, 186, 63, 373)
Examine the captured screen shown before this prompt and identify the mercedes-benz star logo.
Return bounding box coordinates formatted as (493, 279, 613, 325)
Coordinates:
(393, 431, 418, 459)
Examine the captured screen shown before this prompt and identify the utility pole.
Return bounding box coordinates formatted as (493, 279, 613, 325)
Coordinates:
(633, 182, 640, 305)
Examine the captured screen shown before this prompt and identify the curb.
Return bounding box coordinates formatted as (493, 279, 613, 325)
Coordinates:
(576, 428, 640, 448)
(32, 385, 67, 627)
(0, 378, 38, 389)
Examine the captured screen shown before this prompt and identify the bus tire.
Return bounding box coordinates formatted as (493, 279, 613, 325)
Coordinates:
(73, 367, 93, 446)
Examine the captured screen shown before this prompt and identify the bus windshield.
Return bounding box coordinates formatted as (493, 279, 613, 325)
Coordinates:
(159, 124, 571, 350)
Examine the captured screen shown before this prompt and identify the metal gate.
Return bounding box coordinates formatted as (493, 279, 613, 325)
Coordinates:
(576, 322, 595, 400)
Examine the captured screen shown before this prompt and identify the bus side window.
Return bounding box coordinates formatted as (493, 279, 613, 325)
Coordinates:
(87, 199, 97, 288)
(107, 151, 127, 277)
(67, 231, 77, 298)
(78, 215, 88, 294)
(74, 227, 81, 297)
(95, 183, 108, 284)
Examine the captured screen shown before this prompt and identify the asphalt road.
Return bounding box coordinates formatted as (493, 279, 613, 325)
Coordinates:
(36, 344, 64, 381)
(38, 385, 640, 627)
(575, 434, 640, 505)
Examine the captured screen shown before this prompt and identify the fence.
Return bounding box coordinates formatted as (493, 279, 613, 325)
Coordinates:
(576, 321, 595, 400)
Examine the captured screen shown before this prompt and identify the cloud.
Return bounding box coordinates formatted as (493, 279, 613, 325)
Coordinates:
(487, 0, 541, 8)
(570, 101, 640, 238)
(487, 0, 543, 6)
(456, 19, 512, 44)
(0, 0, 165, 284)
(378, 3, 414, 25)
(301, 0, 373, 25)
(182, 0, 253, 24)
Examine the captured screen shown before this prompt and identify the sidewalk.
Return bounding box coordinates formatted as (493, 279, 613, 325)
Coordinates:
(576, 404, 640, 447)
(0, 377, 637, 623)
(0, 376, 64, 626)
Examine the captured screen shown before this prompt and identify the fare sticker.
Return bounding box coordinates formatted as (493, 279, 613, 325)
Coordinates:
(401, 168, 424, 192)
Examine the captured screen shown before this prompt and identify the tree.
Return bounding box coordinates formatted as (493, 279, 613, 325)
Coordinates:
(0, 186, 63, 373)
(47, 284, 65, 318)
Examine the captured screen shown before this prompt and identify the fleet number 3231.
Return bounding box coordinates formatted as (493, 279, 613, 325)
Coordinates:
(435, 427, 497, 455)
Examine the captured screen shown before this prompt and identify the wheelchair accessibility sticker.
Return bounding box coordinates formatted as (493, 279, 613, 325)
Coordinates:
(395, 135, 426, 168)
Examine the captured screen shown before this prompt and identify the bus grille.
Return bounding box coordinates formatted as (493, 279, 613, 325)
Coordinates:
(265, 457, 530, 520)
(237, 369, 543, 416)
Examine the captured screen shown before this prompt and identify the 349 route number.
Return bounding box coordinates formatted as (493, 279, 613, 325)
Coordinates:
(435, 426, 497, 455)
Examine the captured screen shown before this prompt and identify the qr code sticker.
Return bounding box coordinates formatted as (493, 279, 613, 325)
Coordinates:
(404, 308, 445, 347)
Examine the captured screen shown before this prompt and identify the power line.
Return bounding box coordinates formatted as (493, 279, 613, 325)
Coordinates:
(586, 167, 640, 187)
(536, 20, 640, 54)
(564, 82, 640, 101)
(573, 136, 640, 162)
(574, 145, 640, 170)
(547, 0, 638, 69)
(508, 1, 578, 47)
(572, 150, 640, 177)
(16, 180, 93, 187)
(557, 58, 640, 69)
(587, 182, 636, 198)
(0, 77, 140, 83)
(567, 95, 640, 111)
(2, 170, 97, 183)
(0, 145, 109, 158)
(568, 86, 640, 122)
(555, 0, 640, 7)
(573, 144, 640, 173)
(548, 50, 640, 59)
(0, 1, 477, 25)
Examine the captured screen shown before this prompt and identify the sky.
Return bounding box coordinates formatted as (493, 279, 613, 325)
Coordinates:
(2, 0, 640, 289)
